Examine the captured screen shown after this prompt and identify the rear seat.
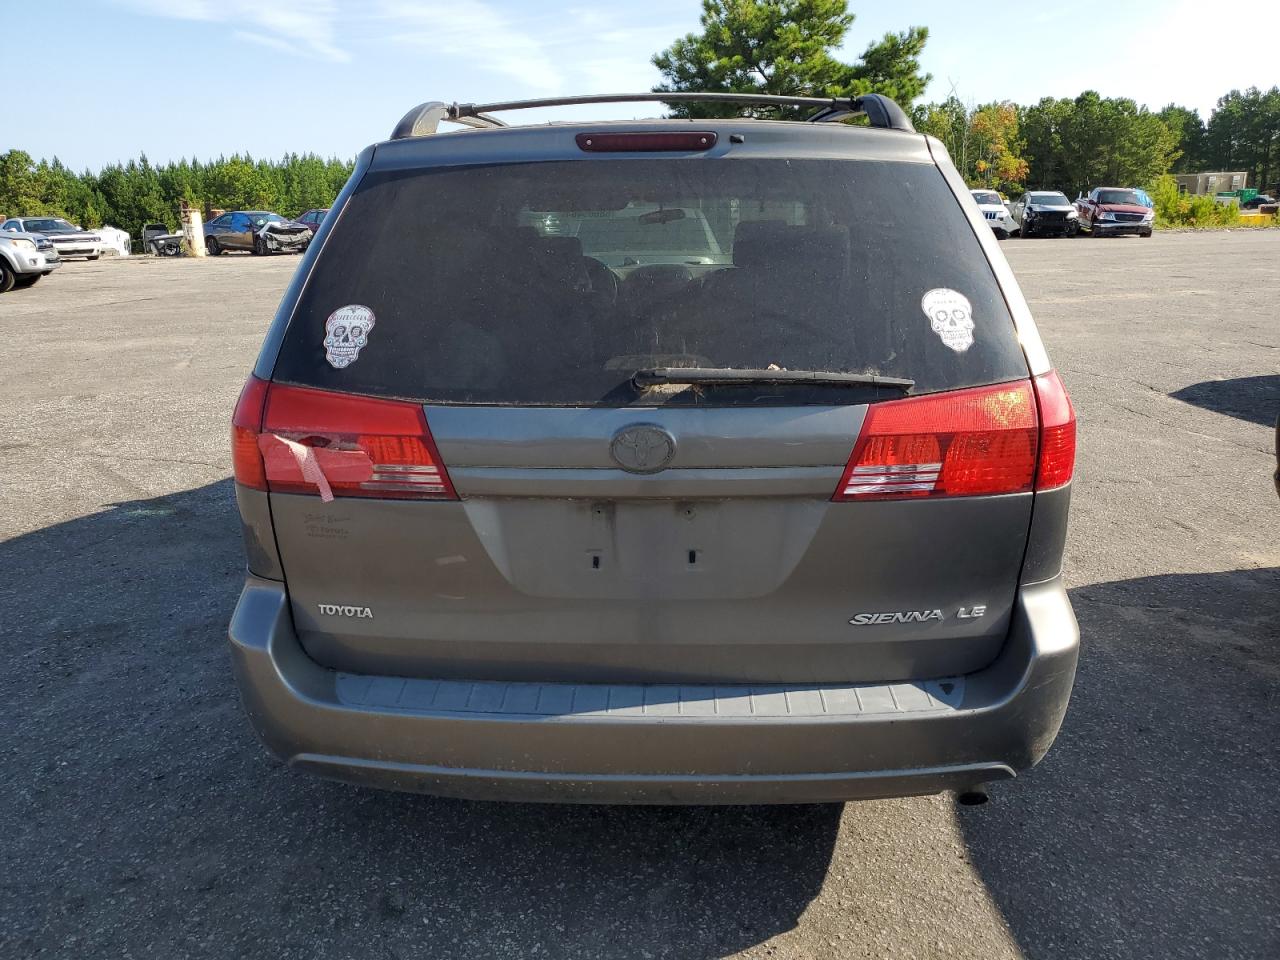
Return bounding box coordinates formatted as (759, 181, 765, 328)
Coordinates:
(676, 221, 853, 368)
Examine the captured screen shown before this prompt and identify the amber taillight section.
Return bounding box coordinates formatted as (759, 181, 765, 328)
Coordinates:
(231, 375, 270, 490)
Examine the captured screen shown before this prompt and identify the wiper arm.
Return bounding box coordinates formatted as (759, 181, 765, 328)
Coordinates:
(632, 367, 914, 391)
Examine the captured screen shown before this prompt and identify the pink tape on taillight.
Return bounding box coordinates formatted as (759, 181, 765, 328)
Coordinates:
(273, 436, 334, 503)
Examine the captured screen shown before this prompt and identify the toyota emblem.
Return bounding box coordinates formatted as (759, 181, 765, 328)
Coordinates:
(609, 425, 677, 474)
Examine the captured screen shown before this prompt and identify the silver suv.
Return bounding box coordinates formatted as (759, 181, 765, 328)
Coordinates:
(0, 228, 60, 292)
(229, 93, 1079, 804)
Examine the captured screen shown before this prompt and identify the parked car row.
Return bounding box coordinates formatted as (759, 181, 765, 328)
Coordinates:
(1, 216, 103, 259)
(971, 187, 1154, 239)
(203, 208, 328, 256)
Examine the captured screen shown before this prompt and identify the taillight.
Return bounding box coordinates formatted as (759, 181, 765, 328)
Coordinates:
(232, 375, 269, 490)
(1032, 370, 1076, 489)
(833, 380, 1038, 500)
(833, 375, 1077, 501)
(575, 132, 717, 152)
(230, 378, 456, 501)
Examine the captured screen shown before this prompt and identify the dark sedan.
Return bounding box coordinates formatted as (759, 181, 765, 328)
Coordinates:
(297, 208, 330, 234)
(204, 211, 311, 256)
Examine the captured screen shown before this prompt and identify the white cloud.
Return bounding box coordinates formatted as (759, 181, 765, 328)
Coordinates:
(233, 31, 300, 55)
(115, 0, 349, 62)
(373, 1, 683, 97)
(374, 1, 565, 91)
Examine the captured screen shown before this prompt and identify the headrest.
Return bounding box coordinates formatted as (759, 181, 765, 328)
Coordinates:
(783, 225, 850, 271)
(732, 219, 787, 267)
(537, 236, 583, 260)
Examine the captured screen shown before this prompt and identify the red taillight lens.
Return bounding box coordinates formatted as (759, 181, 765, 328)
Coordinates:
(834, 381, 1038, 501)
(1032, 370, 1076, 489)
(234, 381, 456, 501)
(231, 375, 269, 490)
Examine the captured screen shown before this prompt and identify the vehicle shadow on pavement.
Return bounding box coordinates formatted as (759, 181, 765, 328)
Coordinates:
(0, 480, 838, 960)
(1169, 373, 1280, 427)
(959, 568, 1280, 960)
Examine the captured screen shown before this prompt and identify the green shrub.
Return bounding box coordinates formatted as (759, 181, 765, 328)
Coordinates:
(1149, 173, 1250, 227)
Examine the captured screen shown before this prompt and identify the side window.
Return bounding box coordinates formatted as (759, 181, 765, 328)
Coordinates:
(210, 214, 229, 227)
(232, 214, 251, 230)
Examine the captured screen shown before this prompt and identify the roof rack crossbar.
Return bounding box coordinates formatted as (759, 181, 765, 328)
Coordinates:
(390, 92, 913, 139)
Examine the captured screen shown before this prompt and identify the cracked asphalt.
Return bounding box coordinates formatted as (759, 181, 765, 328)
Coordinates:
(1, 234, 1277, 959)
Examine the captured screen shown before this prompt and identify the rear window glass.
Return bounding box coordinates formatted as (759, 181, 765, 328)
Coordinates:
(274, 159, 1028, 405)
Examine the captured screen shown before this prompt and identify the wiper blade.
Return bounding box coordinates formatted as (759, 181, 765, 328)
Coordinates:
(632, 367, 914, 391)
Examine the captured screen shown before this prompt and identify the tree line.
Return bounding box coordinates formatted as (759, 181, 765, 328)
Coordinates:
(3, 2, 1278, 240)
(655, 3, 1280, 198)
(917, 87, 1280, 199)
(0, 151, 354, 241)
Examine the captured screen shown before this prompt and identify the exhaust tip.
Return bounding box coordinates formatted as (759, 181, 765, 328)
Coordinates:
(957, 785, 990, 807)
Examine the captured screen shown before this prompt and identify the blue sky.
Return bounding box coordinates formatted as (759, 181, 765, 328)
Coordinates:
(4, 0, 1276, 171)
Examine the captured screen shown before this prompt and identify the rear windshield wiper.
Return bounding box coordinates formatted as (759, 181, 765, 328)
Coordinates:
(632, 367, 914, 391)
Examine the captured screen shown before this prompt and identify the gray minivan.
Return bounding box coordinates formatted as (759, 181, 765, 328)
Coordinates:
(229, 93, 1079, 804)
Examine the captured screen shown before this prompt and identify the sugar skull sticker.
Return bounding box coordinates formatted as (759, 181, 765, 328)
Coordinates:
(921, 288, 974, 353)
(323, 305, 376, 369)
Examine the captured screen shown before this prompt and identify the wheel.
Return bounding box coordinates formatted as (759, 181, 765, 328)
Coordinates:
(994, 228, 1009, 240)
(1020, 225, 1033, 239)
(13, 273, 40, 288)
(1142, 230, 1153, 238)
(87, 254, 100, 261)
(254, 235, 268, 256)
(206, 236, 221, 256)
(1066, 223, 1079, 238)
(0, 260, 15, 293)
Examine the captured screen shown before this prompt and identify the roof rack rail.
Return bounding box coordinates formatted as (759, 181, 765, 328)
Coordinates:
(390, 92, 914, 140)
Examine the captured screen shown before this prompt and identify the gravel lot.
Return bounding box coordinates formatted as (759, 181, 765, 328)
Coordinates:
(1, 234, 1277, 959)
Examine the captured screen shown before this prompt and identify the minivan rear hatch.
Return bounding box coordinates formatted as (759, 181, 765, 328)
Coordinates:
(261, 132, 1037, 684)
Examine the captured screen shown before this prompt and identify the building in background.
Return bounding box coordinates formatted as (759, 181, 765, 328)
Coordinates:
(1173, 172, 1248, 195)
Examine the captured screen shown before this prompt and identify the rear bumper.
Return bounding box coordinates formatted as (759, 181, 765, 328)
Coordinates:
(228, 576, 1079, 804)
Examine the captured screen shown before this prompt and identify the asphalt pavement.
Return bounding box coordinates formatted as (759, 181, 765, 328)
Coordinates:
(1, 234, 1277, 959)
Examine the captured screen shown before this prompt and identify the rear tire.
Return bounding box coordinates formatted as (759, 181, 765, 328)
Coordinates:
(87, 254, 100, 261)
(13, 273, 40, 288)
(0, 261, 16, 293)
(206, 236, 221, 256)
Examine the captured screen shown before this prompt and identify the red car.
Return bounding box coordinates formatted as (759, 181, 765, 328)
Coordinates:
(1075, 187, 1153, 238)
(297, 208, 330, 234)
